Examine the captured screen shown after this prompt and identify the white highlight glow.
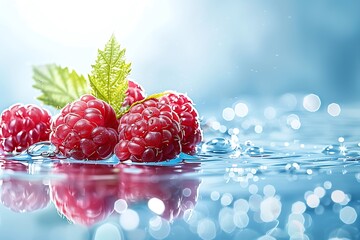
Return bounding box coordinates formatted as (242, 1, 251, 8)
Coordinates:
(286, 114, 300, 127)
(254, 125, 263, 134)
(290, 119, 301, 130)
(15, 0, 147, 46)
(233, 212, 249, 228)
(314, 187, 326, 198)
(221, 193, 233, 206)
(291, 202, 306, 214)
(210, 191, 220, 201)
(324, 181, 332, 189)
(197, 219, 216, 240)
(222, 107, 235, 121)
(303, 94, 321, 112)
(148, 198, 165, 215)
(248, 184, 258, 195)
(327, 103, 341, 117)
(183, 188, 192, 197)
(234, 199, 249, 213)
(219, 208, 236, 233)
(149, 217, 171, 239)
(234, 103, 249, 117)
(306, 194, 320, 208)
(263, 185, 276, 197)
(119, 209, 139, 231)
(114, 199, 128, 214)
(331, 190, 346, 203)
(94, 223, 121, 240)
(339, 206, 357, 224)
(260, 197, 282, 222)
(264, 107, 277, 120)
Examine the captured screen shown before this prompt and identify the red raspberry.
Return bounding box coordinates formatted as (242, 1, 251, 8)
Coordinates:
(0, 104, 51, 153)
(0, 160, 50, 212)
(160, 92, 202, 155)
(122, 80, 146, 107)
(50, 163, 119, 226)
(115, 99, 183, 162)
(50, 94, 118, 160)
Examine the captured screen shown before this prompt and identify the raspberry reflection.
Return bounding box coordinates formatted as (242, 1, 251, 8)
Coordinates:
(117, 163, 201, 222)
(0, 160, 50, 212)
(50, 163, 119, 226)
(49, 162, 200, 226)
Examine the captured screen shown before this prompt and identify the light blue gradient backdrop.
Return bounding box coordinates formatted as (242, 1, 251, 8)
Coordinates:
(1, 0, 360, 113)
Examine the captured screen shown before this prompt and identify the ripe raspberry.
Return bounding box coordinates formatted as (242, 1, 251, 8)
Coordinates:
(0, 104, 51, 153)
(122, 80, 146, 107)
(115, 99, 183, 162)
(50, 163, 119, 225)
(117, 163, 200, 221)
(0, 160, 50, 212)
(50, 94, 118, 160)
(160, 92, 202, 155)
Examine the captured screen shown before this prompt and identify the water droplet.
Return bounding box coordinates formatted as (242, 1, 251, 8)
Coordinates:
(322, 145, 347, 156)
(26, 141, 58, 157)
(244, 146, 264, 157)
(285, 162, 300, 172)
(202, 138, 238, 153)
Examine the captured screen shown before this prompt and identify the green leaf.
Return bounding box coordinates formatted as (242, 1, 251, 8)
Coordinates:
(33, 64, 89, 109)
(89, 35, 131, 117)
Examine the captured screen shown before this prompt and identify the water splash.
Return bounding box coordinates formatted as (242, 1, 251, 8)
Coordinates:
(201, 138, 238, 154)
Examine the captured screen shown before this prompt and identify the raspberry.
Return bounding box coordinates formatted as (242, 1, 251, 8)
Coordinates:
(122, 80, 146, 107)
(117, 164, 200, 221)
(0, 160, 50, 212)
(115, 99, 183, 162)
(50, 94, 118, 160)
(50, 163, 119, 225)
(0, 104, 51, 153)
(160, 92, 202, 155)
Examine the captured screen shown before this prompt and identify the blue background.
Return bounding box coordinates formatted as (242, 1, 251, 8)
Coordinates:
(1, 0, 360, 114)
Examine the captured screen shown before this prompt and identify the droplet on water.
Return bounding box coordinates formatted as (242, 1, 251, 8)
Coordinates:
(244, 146, 264, 157)
(285, 162, 301, 172)
(322, 145, 347, 156)
(26, 141, 58, 157)
(202, 138, 238, 153)
(244, 140, 253, 147)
